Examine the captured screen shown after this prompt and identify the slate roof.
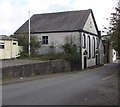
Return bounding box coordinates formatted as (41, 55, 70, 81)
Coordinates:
(0, 35, 18, 41)
(15, 9, 99, 34)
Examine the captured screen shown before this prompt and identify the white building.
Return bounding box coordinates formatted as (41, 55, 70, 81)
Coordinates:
(0, 35, 19, 59)
(101, 35, 117, 63)
(15, 9, 101, 69)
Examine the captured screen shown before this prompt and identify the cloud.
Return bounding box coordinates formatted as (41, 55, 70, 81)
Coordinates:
(71, 0, 116, 30)
(0, 0, 73, 35)
(0, 0, 29, 35)
(0, 0, 116, 35)
(10, 0, 28, 5)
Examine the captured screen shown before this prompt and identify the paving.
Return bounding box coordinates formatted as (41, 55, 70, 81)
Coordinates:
(2, 61, 119, 105)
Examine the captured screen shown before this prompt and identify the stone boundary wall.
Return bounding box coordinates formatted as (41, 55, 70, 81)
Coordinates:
(2, 60, 70, 78)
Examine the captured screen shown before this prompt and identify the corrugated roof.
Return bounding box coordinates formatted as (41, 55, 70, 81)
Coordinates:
(15, 9, 98, 34)
(0, 35, 18, 41)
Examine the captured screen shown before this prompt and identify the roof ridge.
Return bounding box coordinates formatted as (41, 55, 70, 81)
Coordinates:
(15, 9, 95, 34)
(0, 35, 17, 40)
(33, 9, 92, 16)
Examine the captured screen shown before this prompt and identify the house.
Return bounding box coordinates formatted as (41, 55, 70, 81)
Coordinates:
(98, 37, 104, 65)
(101, 35, 116, 63)
(15, 9, 101, 69)
(0, 35, 19, 59)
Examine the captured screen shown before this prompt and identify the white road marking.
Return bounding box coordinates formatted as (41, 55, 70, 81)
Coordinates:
(102, 72, 117, 81)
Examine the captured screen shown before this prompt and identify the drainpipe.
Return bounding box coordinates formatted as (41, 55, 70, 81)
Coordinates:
(28, 11, 31, 57)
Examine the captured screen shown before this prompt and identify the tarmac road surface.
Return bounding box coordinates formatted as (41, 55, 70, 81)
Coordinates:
(2, 62, 119, 105)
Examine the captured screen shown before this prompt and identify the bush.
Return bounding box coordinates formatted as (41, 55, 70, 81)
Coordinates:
(62, 44, 81, 62)
(19, 52, 29, 58)
(37, 53, 65, 61)
(11, 33, 41, 54)
(62, 44, 82, 70)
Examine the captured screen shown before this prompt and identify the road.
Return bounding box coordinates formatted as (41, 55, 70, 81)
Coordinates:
(2, 62, 119, 105)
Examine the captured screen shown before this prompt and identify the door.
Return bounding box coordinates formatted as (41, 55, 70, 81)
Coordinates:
(96, 55, 98, 65)
(84, 56, 87, 69)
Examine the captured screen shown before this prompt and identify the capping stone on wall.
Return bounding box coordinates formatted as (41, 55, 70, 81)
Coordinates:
(2, 60, 70, 78)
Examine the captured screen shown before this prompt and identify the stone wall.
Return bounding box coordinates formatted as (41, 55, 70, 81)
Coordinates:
(2, 60, 70, 78)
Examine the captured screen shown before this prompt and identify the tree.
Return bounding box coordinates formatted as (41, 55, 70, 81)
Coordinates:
(62, 43, 82, 70)
(62, 35, 82, 70)
(109, 0, 120, 56)
(11, 33, 41, 55)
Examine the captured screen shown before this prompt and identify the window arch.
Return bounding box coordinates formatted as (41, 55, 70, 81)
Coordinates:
(87, 36, 91, 59)
(92, 37, 95, 58)
(82, 34, 86, 48)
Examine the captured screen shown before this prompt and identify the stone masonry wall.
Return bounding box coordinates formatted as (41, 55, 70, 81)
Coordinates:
(2, 60, 70, 78)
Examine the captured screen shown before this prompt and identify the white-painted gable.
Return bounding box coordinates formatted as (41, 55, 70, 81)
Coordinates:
(83, 13, 98, 35)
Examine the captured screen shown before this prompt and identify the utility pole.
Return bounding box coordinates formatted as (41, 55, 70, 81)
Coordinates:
(28, 11, 31, 57)
(118, 0, 120, 8)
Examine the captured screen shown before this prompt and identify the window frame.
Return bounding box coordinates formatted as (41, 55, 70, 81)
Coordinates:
(96, 38, 99, 49)
(0, 42, 4, 49)
(13, 42, 16, 45)
(92, 37, 95, 58)
(42, 36, 48, 44)
(87, 36, 91, 59)
(82, 34, 86, 48)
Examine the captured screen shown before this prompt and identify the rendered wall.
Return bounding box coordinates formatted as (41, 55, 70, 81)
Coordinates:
(0, 40, 18, 59)
(81, 33, 99, 69)
(35, 32, 80, 54)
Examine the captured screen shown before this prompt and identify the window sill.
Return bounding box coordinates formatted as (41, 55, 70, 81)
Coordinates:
(41, 44, 49, 46)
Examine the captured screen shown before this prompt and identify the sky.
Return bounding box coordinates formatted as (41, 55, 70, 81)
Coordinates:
(0, 0, 117, 36)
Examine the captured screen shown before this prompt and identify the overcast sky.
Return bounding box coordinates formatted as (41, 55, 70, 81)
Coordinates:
(0, 0, 117, 36)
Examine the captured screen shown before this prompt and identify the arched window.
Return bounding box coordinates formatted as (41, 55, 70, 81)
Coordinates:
(83, 34, 86, 48)
(88, 36, 91, 59)
(96, 38, 99, 49)
(92, 37, 95, 58)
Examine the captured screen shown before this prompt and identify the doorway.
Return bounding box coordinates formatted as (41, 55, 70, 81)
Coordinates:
(96, 55, 98, 65)
(84, 56, 87, 69)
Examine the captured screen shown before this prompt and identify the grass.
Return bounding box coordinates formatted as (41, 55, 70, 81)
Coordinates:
(20, 52, 67, 61)
(2, 77, 15, 81)
(118, 76, 120, 80)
